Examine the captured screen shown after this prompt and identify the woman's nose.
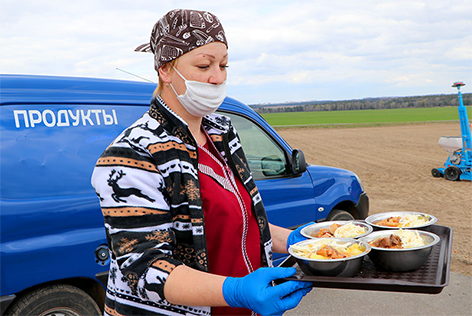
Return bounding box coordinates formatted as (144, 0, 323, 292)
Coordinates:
(208, 67, 226, 85)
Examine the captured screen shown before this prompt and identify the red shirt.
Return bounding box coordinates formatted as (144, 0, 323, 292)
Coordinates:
(198, 139, 261, 316)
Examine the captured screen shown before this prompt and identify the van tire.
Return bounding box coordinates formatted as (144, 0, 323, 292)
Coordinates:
(326, 209, 354, 221)
(6, 284, 101, 316)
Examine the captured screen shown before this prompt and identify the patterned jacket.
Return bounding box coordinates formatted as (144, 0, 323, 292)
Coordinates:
(91, 96, 273, 315)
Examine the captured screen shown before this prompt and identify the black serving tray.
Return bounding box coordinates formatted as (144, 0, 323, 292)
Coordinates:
(278, 224, 452, 294)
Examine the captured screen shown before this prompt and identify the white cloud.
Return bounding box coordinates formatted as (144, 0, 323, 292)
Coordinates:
(1, 0, 471, 104)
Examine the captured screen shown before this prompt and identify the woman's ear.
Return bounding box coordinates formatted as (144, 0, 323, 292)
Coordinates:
(158, 63, 172, 83)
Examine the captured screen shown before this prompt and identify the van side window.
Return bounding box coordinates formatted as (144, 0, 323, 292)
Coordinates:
(220, 112, 288, 181)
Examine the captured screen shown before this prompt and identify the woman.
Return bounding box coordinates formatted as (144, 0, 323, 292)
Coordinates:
(92, 9, 311, 316)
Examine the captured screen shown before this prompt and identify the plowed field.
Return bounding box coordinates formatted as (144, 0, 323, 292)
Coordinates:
(279, 122, 472, 276)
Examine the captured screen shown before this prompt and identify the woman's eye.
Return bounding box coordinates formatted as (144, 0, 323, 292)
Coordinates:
(196, 64, 228, 70)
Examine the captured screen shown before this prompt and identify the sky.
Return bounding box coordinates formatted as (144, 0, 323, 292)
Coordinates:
(1, 0, 471, 105)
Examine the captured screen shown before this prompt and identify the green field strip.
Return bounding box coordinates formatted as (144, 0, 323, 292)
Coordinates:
(261, 106, 471, 127)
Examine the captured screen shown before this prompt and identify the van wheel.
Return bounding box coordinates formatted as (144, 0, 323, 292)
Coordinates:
(326, 209, 354, 221)
(6, 284, 101, 316)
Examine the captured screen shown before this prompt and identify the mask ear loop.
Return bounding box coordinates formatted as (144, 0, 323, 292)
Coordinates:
(172, 66, 187, 81)
(169, 82, 181, 97)
(169, 66, 187, 97)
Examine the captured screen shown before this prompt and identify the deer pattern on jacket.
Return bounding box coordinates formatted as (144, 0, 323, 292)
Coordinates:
(107, 169, 155, 203)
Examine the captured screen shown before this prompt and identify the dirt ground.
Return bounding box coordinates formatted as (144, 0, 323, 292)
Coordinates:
(278, 122, 472, 277)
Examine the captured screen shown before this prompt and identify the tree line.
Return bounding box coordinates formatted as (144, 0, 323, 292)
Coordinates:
(251, 93, 472, 114)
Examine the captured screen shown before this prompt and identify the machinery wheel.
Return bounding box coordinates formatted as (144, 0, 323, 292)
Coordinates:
(445, 166, 461, 181)
(6, 284, 101, 316)
(326, 209, 355, 221)
(431, 168, 443, 178)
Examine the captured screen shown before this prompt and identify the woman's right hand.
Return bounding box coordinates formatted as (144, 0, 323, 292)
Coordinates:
(222, 267, 312, 315)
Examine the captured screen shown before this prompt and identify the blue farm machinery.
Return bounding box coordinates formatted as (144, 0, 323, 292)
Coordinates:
(431, 82, 471, 181)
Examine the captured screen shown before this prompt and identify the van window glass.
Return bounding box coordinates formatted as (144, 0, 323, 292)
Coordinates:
(219, 112, 288, 180)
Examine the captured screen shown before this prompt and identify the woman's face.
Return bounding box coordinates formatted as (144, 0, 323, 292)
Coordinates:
(169, 41, 228, 96)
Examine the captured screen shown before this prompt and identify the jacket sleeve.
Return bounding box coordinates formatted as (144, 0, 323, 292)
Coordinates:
(91, 140, 183, 301)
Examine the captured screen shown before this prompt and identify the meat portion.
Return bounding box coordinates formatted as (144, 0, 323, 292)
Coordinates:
(375, 216, 401, 227)
(328, 223, 340, 235)
(316, 245, 347, 259)
(370, 234, 403, 249)
(313, 224, 341, 238)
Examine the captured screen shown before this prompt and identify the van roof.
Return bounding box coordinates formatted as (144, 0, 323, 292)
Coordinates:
(0, 74, 156, 106)
(0, 74, 251, 114)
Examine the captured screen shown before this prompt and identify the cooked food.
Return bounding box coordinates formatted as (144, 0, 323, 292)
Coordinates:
(369, 234, 402, 249)
(369, 230, 427, 249)
(312, 222, 368, 238)
(334, 223, 368, 238)
(375, 216, 402, 227)
(290, 240, 365, 260)
(314, 223, 341, 238)
(374, 214, 431, 228)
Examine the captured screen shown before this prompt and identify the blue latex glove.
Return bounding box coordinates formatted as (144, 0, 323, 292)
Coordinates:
(222, 267, 312, 316)
(286, 222, 315, 251)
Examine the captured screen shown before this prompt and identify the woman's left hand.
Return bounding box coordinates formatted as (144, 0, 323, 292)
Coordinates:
(286, 222, 314, 251)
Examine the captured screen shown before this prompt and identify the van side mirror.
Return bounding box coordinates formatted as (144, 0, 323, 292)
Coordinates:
(291, 149, 307, 175)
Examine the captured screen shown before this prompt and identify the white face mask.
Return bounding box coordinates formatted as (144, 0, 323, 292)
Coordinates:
(169, 67, 227, 117)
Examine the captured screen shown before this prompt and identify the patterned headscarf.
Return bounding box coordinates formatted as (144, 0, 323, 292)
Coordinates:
(135, 9, 228, 72)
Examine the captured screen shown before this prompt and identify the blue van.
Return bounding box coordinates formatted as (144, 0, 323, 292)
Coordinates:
(0, 74, 368, 315)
